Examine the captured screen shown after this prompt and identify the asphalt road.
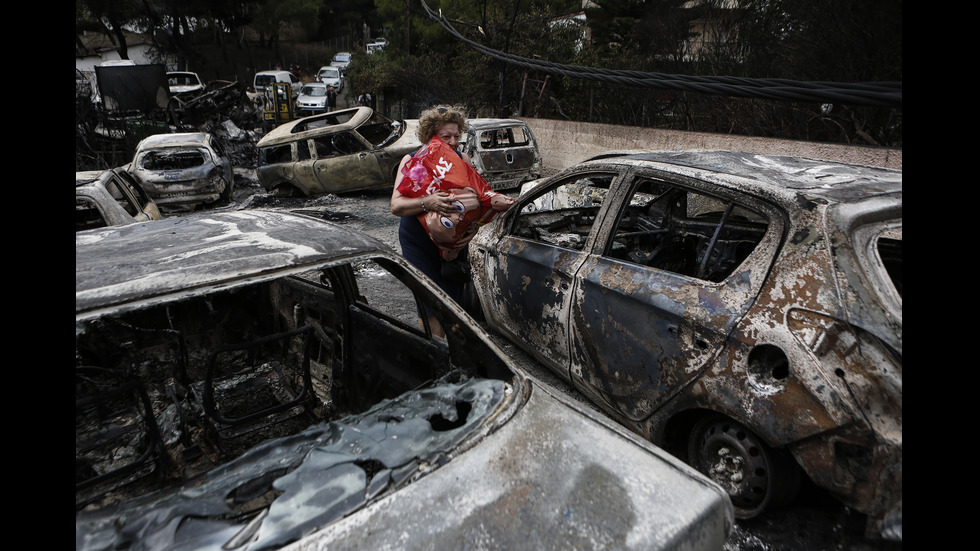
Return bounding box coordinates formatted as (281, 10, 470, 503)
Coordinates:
(217, 173, 901, 551)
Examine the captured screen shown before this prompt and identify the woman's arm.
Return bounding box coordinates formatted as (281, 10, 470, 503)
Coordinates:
(390, 155, 455, 217)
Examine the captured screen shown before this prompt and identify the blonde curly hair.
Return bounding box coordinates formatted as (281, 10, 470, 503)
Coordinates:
(416, 105, 468, 143)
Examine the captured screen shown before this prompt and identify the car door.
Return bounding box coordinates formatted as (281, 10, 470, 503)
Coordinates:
(568, 171, 782, 421)
(113, 171, 161, 222)
(312, 132, 387, 192)
(474, 169, 622, 377)
(288, 73, 302, 98)
(328, 259, 454, 411)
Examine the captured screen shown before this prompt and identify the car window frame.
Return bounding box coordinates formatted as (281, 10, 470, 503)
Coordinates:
(114, 170, 154, 213)
(504, 168, 625, 254)
(103, 173, 142, 217)
(595, 166, 787, 288)
(76, 193, 112, 230)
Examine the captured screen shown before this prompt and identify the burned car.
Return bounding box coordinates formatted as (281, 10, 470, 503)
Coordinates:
(166, 71, 205, 97)
(75, 211, 733, 550)
(461, 118, 542, 191)
(127, 132, 234, 211)
(255, 107, 420, 196)
(76, 167, 162, 231)
(469, 150, 902, 540)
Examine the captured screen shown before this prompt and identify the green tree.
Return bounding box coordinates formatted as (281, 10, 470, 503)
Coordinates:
(367, 0, 580, 116)
(76, 0, 144, 60)
(250, 0, 321, 60)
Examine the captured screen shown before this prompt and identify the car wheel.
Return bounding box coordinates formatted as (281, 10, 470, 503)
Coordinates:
(275, 184, 300, 198)
(687, 415, 800, 519)
(462, 281, 484, 321)
(220, 178, 234, 203)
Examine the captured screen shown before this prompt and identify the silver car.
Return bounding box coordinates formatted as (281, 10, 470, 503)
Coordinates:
(127, 132, 234, 211)
(315, 65, 344, 91)
(296, 82, 330, 115)
(75, 210, 733, 550)
(330, 51, 352, 76)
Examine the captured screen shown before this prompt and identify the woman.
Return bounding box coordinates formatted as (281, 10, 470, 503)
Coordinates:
(390, 105, 514, 338)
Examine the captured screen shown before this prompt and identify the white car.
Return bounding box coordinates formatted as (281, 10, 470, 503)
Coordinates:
(295, 82, 331, 115)
(315, 65, 344, 91)
(253, 69, 303, 99)
(330, 51, 352, 76)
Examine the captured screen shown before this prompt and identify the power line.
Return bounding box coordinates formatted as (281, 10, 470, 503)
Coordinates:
(418, 1, 901, 109)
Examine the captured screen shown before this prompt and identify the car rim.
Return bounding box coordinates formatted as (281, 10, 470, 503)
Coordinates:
(689, 416, 774, 519)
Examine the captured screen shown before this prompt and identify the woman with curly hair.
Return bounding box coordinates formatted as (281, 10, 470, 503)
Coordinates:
(390, 105, 514, 338)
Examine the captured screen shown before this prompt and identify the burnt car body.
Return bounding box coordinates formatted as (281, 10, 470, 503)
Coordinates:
(255, 107, 420, 197)
(75, 211, 733, 550)
(127, 132, 235, 211)
(469, 150, 902, 540)
(461, 118, 543, 191)
(76, 167, 162, 231)
(166, 71, 205, 97)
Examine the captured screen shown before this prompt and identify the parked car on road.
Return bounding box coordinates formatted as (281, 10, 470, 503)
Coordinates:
(75, 167, 162, 231)
(253, 69, 303, 99)
(469, 150, 902, 541)
(255, 106, 420, 196)
(460, 118, 543, 191)
(295, 82, 331, 115)
(75, 210, 734, 551)
(127, 132, 234, 211)
(166, 71, 205, 97)
(315, 65, 344, 91)
(330, 51, 352, 75)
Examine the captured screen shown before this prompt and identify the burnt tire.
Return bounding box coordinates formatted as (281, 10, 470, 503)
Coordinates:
(220, 179, 235, 203)
(274, 184, 300, 198)
(687, 415, 800, 519)
(461, 281, 484, 321)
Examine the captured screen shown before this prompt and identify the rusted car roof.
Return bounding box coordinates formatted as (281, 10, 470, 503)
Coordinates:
(466, 117, 527, 130)
(586, 150, 901, 203)
(133, 131, 212, 149)
(75, 210, 384, 320)
(257, 106, 374, 146)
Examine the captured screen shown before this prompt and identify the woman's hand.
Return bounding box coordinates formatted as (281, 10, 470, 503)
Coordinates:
(420, 191, 455, 215)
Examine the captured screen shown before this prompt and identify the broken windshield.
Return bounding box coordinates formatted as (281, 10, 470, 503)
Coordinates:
(76, 377, 510, 551)
(139, 150, 207, 170)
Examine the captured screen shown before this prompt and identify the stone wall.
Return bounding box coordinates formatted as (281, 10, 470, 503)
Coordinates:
(517, 117, 902, 171)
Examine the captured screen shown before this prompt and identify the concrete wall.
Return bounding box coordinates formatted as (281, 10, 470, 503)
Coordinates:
(517, 117, 902, 171)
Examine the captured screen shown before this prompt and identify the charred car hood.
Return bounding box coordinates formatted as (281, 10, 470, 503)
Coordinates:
(76, 376, 732, 551)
